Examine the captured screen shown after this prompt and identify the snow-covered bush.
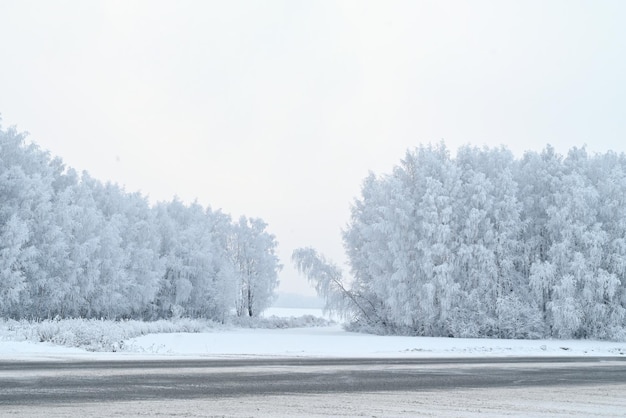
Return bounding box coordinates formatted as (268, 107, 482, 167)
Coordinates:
(0, 318, 215, 351)
(0, 315, 334, 351)
(231, 314, 333, 329)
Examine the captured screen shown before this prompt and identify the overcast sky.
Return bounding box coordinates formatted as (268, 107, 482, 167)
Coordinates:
(1, 0, 625, 296)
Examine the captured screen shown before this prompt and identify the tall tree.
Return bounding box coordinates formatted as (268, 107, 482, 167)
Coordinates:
(231, 216, 281, 317)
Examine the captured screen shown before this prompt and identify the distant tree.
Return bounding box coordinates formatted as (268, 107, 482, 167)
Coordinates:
(292, 247, 379, 324)
(230, 216, 281, 317)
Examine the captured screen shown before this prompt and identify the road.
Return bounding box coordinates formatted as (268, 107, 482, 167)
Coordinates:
(2, 357, 626, 416)
(1, 357, 626, 404)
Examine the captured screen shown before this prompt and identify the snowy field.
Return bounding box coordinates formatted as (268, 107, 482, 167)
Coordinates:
(1, 308, 625, 361)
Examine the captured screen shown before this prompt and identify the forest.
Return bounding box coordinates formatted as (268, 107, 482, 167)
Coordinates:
(4, 120, 626, 341)
(294, 143, 626, 340)
(0, 123, 281, 321)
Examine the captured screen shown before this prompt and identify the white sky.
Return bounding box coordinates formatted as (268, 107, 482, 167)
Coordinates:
(1, 0, 625, 296)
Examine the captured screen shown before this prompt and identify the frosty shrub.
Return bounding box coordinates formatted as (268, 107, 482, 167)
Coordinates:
(0, 315, 334, 351)
(231, 314, 333, 329)
(0, 318, 214, 351)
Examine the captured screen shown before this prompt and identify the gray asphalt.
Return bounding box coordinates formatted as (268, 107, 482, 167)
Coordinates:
(1, 357, 625, 406)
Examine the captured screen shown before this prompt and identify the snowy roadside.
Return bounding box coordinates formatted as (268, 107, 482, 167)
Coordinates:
(1, 308, 625, 361)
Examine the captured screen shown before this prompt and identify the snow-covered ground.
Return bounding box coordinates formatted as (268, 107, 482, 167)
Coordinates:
(1, 308, 625, 361)
(123, 325, 626, 358)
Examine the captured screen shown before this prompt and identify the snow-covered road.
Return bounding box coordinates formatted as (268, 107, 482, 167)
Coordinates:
(4, 386, 626, 417)
(2, 358, 625, 417)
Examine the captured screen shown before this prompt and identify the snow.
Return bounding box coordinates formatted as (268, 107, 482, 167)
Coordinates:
(0, 341, 86, 356)
(122, 324, 626, 358)
(1, 309, 625, 361)
(6, 386, 626, 417)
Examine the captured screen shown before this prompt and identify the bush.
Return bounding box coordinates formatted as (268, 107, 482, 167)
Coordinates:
(0, 314, 334, 351)
(0, 318, 216, 351)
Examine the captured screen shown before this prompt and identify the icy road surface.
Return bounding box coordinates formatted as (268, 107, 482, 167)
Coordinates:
(1, 357, 626, 417)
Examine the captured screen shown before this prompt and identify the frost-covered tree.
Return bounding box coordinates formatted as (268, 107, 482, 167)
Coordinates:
(0, 215, 31, 315)
(342, 144, 464, 335)
(0, 125, 60, 318)
(230, 216, 281, 317)
(292, 247, 381, 326)
(154, 200, 237, 320)
(451, 145, 539, 338)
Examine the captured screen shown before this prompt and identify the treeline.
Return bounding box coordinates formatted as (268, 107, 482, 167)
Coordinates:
(295, 143, 626, 340)
(0, 123, 281, 320)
